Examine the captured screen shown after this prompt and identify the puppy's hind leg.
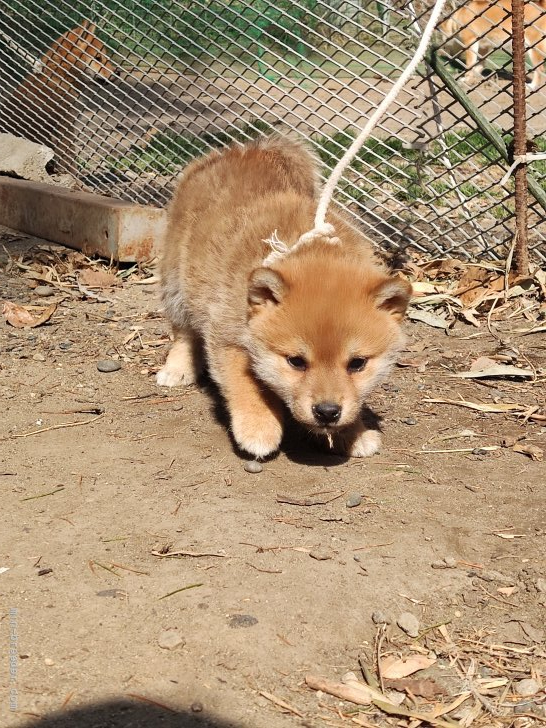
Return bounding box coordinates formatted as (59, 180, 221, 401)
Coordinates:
(157, 324, 203, 387)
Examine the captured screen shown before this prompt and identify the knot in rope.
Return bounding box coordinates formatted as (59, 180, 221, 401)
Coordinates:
(262, 223, 340, 266)
(296, 223, 341, 248)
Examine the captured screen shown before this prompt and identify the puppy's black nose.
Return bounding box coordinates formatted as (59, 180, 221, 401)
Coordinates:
(312, 402, 341, 425)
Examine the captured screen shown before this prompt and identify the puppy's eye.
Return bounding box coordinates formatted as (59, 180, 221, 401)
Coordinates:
(347, 357, 368, 373)
(287, 355, 307, 371)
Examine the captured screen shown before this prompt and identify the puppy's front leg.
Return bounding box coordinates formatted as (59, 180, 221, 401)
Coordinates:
(332, 421, 382, 458)
(211, 346, 284, 459)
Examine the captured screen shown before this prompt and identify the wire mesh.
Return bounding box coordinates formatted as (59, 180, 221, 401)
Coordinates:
(0, 0, 544, 263)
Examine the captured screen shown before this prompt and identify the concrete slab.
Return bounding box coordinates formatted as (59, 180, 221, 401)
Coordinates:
(0, 176, 166, 262)
(0, 133, 53, 183)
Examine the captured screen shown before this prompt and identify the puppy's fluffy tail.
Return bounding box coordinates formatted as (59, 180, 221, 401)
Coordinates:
(249, 133, 321, 199)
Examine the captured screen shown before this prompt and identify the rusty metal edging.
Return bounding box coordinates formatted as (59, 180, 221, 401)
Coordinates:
(511, 0, 529, 275)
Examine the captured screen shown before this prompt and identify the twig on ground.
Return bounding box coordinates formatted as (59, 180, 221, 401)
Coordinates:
(11, 414, 104, 438)
(258, 690, 304, 718)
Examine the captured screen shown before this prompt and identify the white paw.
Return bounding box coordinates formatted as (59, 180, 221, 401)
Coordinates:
(349, 429, 381, 458)
(156, 366, 196, 387)
(231, 412, 283, 460)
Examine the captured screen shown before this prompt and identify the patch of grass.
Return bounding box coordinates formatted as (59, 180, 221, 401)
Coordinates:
(103, 123, 546, 214)
(105, 118, 276, 175)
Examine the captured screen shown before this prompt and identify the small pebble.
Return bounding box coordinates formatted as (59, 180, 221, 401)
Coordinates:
(97, 359, 121, 373)
(345, 493, 362, 508)
(96, 589, 120, 598)
(32, 353, 46, 362)
(444, 556, 457, 568)
(397, 612, 420, 638)
(59, 341, 72, 350)
(536, 578, 546, 593)
(44, 658, 55, 666)
(431, 560, 448, 569)
(353, 554, 361, 562)
(34, 285, 55, 297)
(37, 568, 53, 576)
(515, 679, 540, 697)
(309, 548, 332, 561)
(191, 702, 203, 713)
(472, 448, 488, 456)
(158, 629, 185, 650)
(243, 460, 263, 474)
(401, 417, 417, 425)
(371, 610, 391, 625)
(228, 614, 258, 628)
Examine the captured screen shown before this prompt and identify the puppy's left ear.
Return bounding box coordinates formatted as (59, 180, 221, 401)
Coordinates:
(248, 267, 286, 313)
(374, 275, 412, 322)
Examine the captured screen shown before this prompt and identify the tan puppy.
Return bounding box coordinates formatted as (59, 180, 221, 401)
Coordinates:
(442, 0, 546, 90)
(3, 20, 116, 164)
(158, 136, 411, 459)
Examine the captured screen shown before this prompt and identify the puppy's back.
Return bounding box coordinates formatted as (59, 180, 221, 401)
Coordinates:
(162, 135, 320, 279)
(171, 135, 319, 214)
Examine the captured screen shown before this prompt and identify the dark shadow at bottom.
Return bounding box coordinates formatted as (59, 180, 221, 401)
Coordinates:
(15, 698, 243, 728)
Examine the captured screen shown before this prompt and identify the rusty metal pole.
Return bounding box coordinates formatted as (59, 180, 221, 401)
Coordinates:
(511, 0, 529, 276)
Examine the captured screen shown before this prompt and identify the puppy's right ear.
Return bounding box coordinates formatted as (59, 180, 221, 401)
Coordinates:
(248, 267, 286, 311)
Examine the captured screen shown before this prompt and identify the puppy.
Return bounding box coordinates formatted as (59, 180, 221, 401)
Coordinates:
(157, 136, 411, 459)
(441, 0, 546, 90)
(2, 20, 116, 167)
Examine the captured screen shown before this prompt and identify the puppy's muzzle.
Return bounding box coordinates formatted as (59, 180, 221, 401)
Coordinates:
(312, 402, 342, 426)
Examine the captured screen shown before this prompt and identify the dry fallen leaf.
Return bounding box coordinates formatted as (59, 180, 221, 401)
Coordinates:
(2, 301, 57, 328)
(454, 363, 533, 380)
(512, 442, 544, 461)
(396, 355, 428, 369)
(384, 677, 445, 699)
(428, 258, 465, 277)
(2, 301, 35, 327)
(497, 586, 519, 596)
(459, 308, 481, 327)
(518, 621, 544, 643)
(381, 654, 436, 679)
(454, 266, 505, 307)
(411, 281, 443, 295)
(423, 398, 526, 414)
(407, 309, 450, 330)
(78, 269, 119, 288)
(535, 269, 546, 297)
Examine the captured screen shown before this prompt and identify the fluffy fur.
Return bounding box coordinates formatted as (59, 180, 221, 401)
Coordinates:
(442, 0, 546, 90)
(2, 20, 116, 165)
(158, 136, 412, 459)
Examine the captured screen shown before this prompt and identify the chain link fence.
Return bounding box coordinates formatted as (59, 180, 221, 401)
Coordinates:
(0, 0, 544, 263)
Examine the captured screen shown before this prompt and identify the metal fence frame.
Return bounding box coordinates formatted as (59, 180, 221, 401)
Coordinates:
(0, 0, 545, 265)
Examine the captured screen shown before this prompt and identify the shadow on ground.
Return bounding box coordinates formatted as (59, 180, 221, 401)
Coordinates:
(16, 700, 242, 728)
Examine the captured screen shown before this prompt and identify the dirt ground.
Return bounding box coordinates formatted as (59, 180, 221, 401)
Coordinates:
(1, 228, 545, 728)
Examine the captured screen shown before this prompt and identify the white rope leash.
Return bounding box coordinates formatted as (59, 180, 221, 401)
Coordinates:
(264, 0, 448, 264)
(500, 153, 546, 186)
(314, 0, 448, 230)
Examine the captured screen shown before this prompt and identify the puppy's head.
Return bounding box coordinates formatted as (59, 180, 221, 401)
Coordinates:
(246, 248, 411, 434)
